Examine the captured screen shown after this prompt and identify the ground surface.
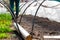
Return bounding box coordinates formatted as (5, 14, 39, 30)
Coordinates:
(1, 15, 60, 40)
(18, 15, 60, 40)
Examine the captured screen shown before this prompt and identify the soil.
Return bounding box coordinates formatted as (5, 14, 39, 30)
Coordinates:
(1, 15, 60, 40)
(17, 15, 60, 40)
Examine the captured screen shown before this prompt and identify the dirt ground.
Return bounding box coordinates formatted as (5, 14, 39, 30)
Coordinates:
(2, 15, 60, 40)
(18, 15, 60, 40)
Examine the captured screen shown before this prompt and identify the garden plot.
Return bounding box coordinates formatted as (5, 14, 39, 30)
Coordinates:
(18, 1, 60, 40)
(1, 0, 60, 40)
(18, 15, 60, 40)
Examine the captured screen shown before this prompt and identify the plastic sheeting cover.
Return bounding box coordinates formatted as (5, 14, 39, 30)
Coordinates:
(0, 4, 7, 13)
(20, 1, 60, 22)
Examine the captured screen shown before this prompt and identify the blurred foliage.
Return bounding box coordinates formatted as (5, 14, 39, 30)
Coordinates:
(0, 21, 12, 33)
(0, 13, 12, 20)
(0, 33, 11, 39)
(0, 13, 12, 39)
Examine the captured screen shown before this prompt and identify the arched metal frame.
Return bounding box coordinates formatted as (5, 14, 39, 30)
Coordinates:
(5, 0, 59, 25)
(18, 0, 46, 38)
(31, 0, 46, 38)
(19, 1, 36, 24)
(20, 2, 27, 11)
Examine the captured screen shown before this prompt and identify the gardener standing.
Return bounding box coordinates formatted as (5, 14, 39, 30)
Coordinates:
(10, 0, 20, 19)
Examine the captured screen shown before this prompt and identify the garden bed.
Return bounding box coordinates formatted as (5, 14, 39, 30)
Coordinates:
(1, 13, 60, 40)
(18, 15, 60, 40)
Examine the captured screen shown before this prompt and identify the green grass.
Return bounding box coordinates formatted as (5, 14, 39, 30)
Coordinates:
(0, 13, 12, 39)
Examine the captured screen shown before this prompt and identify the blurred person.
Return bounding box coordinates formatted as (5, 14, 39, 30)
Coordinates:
(10, 0, 20, 19)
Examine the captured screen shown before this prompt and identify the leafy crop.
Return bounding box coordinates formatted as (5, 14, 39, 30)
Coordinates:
(0, 13, 12, 21)
(0, 13, 12, 39)
(0, 33, 11, 39)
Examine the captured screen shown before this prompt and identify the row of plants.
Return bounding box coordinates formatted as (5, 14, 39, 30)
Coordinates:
(0, 13, 12, 39)
(0, 13, 12, 20)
